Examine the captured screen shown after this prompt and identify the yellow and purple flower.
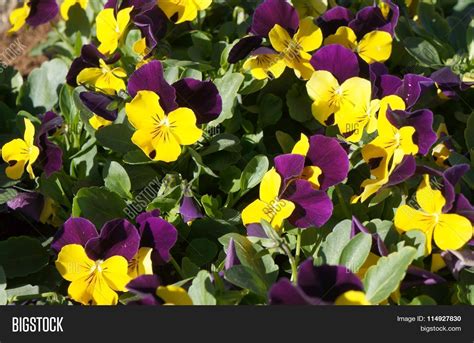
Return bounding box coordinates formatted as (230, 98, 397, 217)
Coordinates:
(8, 0, 58, 33)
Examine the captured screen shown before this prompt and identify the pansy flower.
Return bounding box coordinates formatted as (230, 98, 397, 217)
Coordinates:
(157, 0, 211, 24)
(1, 118, 40, 180)
(349, 0, 399, 38)
(324, 26, 392, 64)
(242, 48, 286, 80)
(8, 0, 58, 33)
(60, 0, 87, 20)
(432, 123, 452, 167)
(79, 91, 119, 129)
(316, 6, 353, 37)
(76, 58, 127, 95)
(7, 192, 61, 226)
(306, 69, 371, 126)
(126, 275, 193, 305)
(96, 7, 133, 55)
(291, 134, 349, 191)
(243, 153, 333, 230)
(52, 218, 140, 305)
(394, 175, 473, 254)
(268, 17, 323, 80)
(269, 259, 370, 305)
(179, 194, 204, 225)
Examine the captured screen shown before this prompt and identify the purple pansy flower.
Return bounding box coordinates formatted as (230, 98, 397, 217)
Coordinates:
(128, 61, 222, 124)
(430, 67, 474, 99)
(401, 266, 446, 291)
(179, 195, 204, 225)
(395, 74, 435, 109)
(316, 6, 353, 37)
(133, 6, 168, 57)
(34, 111, 63, 177)
(66, 44, 121, 87)
(269, 259, 364, 305)
(348, 0, 399, 39)
(79, 91, 119, 122)
(20, 0, 59, 28)
(126, 274, 162, 305)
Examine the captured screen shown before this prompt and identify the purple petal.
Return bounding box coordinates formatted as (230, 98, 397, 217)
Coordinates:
(105, 0, 155, 14)
(35, 112, 63, 177)
(172, 78, 222, 124)
(384, 155, 416, 188)
(306, 135, 349, 190)
(85, 219, 140, 261)
(298, 260, 364, 303)
(274, 154, 305, 190)
(442, 249, 474, 279)
(452, 194, 474, 223)
(139, 217, 178, 264)
(228, 36, 263, 64)
(386, 108, 437, 155)
(26, 0, 59, 27)
(7, 192, 44, 222)
(127, 61, 178, 113)
(310, 45, 359, 83)
(136, 209, 161, 225)
(431, 67, 473, 97)
(224, 238, 240, 270)
(351, 216, 388, 256)
(396, 74, 434, 109)
(66, 45, 105, 87)
(269, 278, 318, 305)
(246, 223, 268, 238)
(349, 1, 399, 38)
(133, 6, 168, 56)
(442, 164, 470, 212)
(317, 6, 353, 37)
(250, 0, 299, 37)
(51, 217, 98, 253)
(283, 180, 333, 228)
(126, 274, 161, 305)
(179, 195, 204, 224)
(401, 266, 446, 291)
(79, 91, 118, 121)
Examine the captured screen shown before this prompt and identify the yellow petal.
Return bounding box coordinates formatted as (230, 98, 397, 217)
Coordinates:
(416, 174, 445, 214)
(67, 275, 95, 305)
(269, 24, 293, 53)
(101, 255, 131, 292)
(128, 247, 154, 279)
(91, 274, 120, 305)
(434, 214, 473, 251)
(295, 17, 323, 52)
(168, 108, 203, 145)
(156, 285, 193, 305)
(242, 199, 274, 226)
(292, 133, 309, 156)
(191, 0, 212, 10)
(378, 95, 405, 137)
(394, 205, 436, 254)
(89, 115, 113, 130)
(302, 166, 322, 189)
(430, 253, 446, 273)
(339, 77, 372, 112)
(398, 126, 418, 156)
(77, 67, 103, 87)
(357, 31, 392, 64)
(260, 168, 282, 204)
(306, 70, 340, 124)
(23, 118, 36, 147)
(291, 53, 315, 80)
(152, 129, 182, 162)
(117, 7, 133, 35)
(8, 4, 30, 33)
(131, 128, 157, 159)
(95, 72, 126, 93)
(61, 0, 88, 20)
(5, 159, 27, 180)
(335, 291, 371, 305)
(323, 26, 357, 50)
(271, 199, 295, 229)
(55, 244, 95, 282)
(126, 90, 166, 129)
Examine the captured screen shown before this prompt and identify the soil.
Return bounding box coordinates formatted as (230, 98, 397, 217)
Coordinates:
(0, 12, 51, 76)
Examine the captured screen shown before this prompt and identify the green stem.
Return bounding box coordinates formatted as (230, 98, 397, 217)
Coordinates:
(335, 185, 351, 219)
(281, 241, 298, 284)
(295, 229, 302, 266)
(170, 256, 184, 279)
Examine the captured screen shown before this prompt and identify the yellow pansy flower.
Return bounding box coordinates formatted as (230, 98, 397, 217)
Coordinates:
(306, 70, 372, 126)
(76, 59, 127, 95)
(337, 98, 380, 143)
(1, 118, 40, 180)
(158, 0, 212, 24)
(55, 244, 131, 305)
(268, 17, 323, 80)
(125, 90, 203, 162)
(324, 26, 392, 64)
(241, 168, 295, 230)
(243, 53, 286, 80)
(96, 7, 133, 55)
(61, 0, 88, 20)
(394, 175, 473, 254)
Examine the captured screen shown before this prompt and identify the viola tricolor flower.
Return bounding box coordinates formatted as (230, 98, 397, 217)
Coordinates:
(96, 7, 133, 55)
(126, 275, 193, 305)
(269, 259, 370, 305)
(8, 0, 59, 33)
(35, 111, 63, 177)
(158, 0, 212, 24)
(394, 175, 473, 253)
(1, 118, 40, 180)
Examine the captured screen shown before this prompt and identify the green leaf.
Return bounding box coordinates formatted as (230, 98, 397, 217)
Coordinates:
(363, 247, 417, 304)
(27, 58, 68, 111)
(189, 148, 218, 177)
(258, 94, 282, 127)
(104, 161, 132, 200)
(219, 166, 241, 193)
(188, 270, 217, 305)
(339, 232, 372, 273)
(406, 295, 437, 305)
(210, 72, 244, 125)
(467, 19, 474, 61)
(240, 155, 269, 195)
(185, 239, 218, 267)
(95, 124, 136, 154)
(276, 131, 295, 153)
(224, 265, 268, 298)
(465, 113, 474, 151)
(319, 219, 352, 265)
(404, 37, 442, 67)
(286, 83, 313, 122)
(72, 187, 127, 228)
(0, 237, 49, 278)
